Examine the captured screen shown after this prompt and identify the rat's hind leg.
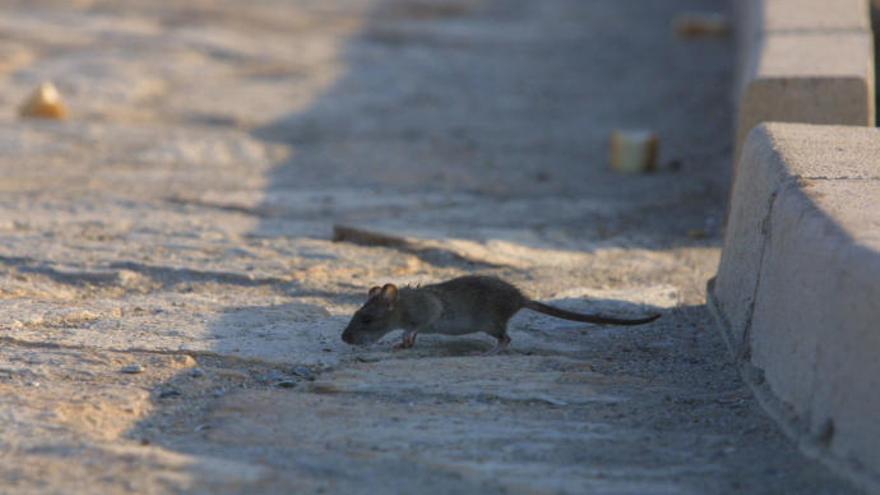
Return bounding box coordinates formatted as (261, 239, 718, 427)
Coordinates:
(483, 322, 511, 356)
(483, 333, 511, 356)
(392, 330, 418, 351)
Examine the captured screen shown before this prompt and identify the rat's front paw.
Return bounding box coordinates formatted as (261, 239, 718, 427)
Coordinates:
(392, 332, 417, 351)
(392, 341, 415, 352)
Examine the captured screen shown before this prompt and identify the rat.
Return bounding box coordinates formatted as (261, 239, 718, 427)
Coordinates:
(340, 275, 660, 353)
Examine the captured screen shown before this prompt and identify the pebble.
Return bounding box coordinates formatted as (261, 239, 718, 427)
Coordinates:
(260, 370, 284, 384)
(190, 367, 206, 378)
(291, 366, 315, 381)
(275, 380, 297, 388)
(121, 364, 145, 374)
(173, 355, 197, 368)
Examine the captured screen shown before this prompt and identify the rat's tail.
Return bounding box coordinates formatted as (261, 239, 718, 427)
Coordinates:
(524, 300, 660, 325)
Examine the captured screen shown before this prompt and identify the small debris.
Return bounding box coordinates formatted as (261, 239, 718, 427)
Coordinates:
(307, 382, 340, 394)
(609, 130, 658, 174)
(275, 380, 297, 388)
(190, 367, 206, 378)
(332, 224, 412, 249)
(332, 224, 502, 269)
(533, 395, 569, 407)
(18, 82, 68, 120)
(158, 388, 181, 399)
(355, 355, 381, 363)
(687, 228, 708, 240)
(139, 438, 151, 446)
(194, 424, 211, 432)
(121, 364, 145, 374)
(673, 13, 730, 39)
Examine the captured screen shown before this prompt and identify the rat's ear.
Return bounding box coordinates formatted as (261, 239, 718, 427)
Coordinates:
(368, 286, 382, 298)
(379, 283, 398, 305)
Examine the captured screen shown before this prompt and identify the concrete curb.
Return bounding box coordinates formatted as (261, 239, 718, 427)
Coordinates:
(707, 281, 880, 495)
(715, 2, 880, 490)
(711, 123, 880, 493)
(733, 0, 875, 159)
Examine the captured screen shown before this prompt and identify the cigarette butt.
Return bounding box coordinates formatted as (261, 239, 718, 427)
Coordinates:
(19, 82, 67, 120)
(609, 130, 658, 174)
(673, 13, 730, 38)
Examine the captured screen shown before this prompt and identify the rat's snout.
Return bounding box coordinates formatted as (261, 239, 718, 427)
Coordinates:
(341, 324, 364, 345)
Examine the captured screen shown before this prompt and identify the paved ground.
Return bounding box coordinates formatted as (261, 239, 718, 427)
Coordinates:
(0, 0, 860, 494)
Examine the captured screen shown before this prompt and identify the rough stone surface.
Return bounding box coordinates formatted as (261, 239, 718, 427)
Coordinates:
(712, 122, 880, 491)
(713, 126, 786, 349)
(714, 122, 880, 350)
(738, 0, 869, 35)
(733, 0, 874, 157)
(736, 31, 875, 155)
(0, 1, 860, 494)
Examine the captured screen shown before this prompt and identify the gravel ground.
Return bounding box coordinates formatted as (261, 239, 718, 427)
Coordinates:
(0, 0, 860, 493)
